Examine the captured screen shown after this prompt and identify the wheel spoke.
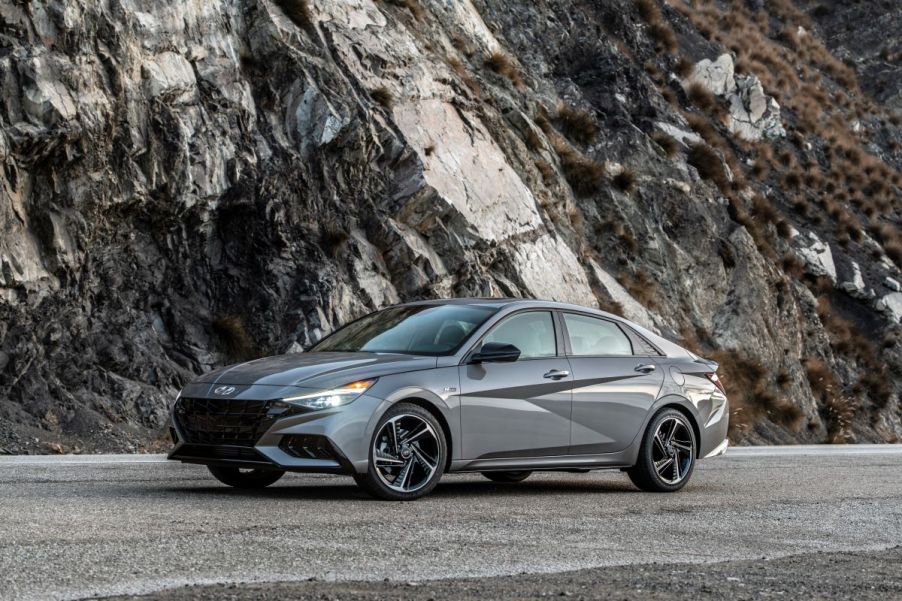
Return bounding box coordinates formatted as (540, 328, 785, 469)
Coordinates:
(398, 458, 415, 489)
(400, 425, 430, 445)
(390, 419, 401, 455)
(653, 432, 668, 456)
(672, 454, 681, 480)
(374, 449, 404, 466)
(654, 457, 673, 475)
(665, 419, 680, 444)
(672, 440, 693, 452)
(411, 445, 437, 471)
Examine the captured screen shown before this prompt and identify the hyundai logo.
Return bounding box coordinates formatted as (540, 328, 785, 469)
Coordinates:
(213, 385, 237, 396)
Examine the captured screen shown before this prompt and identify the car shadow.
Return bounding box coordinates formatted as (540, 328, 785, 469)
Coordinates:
(161, 474, 639, 501)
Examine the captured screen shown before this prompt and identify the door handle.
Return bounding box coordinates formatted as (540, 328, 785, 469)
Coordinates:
(634, 364, 656, 373)
(543, 369, 570, 380)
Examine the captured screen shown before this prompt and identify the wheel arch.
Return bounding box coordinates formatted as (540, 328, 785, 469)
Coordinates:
(400, 397, 454, 471)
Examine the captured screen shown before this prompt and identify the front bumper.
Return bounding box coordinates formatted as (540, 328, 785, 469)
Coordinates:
(168, 389, 386, 474)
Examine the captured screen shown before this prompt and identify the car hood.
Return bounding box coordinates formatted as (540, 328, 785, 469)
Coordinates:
(194, 352, 438, 390)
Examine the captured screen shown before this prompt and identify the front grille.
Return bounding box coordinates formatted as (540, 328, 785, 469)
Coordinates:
(174, 397, 276, 446)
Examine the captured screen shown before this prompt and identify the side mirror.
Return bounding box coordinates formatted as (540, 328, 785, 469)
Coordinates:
(470, 342, 521, 363)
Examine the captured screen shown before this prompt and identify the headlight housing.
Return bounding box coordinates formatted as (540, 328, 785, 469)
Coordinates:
(281, 379, 376, 410)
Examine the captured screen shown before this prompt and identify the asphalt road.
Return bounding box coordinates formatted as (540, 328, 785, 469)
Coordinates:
(1, 447, 901, 601)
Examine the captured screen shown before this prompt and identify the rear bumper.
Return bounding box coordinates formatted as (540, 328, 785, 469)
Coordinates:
(703, 438, 729, 459)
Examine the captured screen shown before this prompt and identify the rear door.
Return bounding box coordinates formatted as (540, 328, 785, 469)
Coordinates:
(560, 312, 664, 455)
(458, 310, 573, 460)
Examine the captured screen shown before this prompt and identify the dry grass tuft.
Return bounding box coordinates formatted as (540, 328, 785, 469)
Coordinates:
(685, 81, 719, 113)
(652, 131, 679, 157)
(370, 86, 394, 109)
(618, 269, 657, 308)
(382, 0, 424, 20)
(447, 56, 482, 98)
(560, 151, 605, 197)
(212, 316, 258, 362)
(803, 358, 851, 443)
(687, 143, 730, 193)
(613, 168, 637, 192)
(555, 104, 599, 146)
(484, 51, 523, 87)
(321, 222, 350, 256)
(275, 0, 312, 27)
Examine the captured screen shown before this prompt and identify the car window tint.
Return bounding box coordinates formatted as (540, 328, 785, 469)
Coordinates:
(483, 312, 556, 359)
(563, 314, 633, 356)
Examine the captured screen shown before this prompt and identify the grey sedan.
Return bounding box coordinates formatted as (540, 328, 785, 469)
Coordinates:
(168, 299, 729, 500)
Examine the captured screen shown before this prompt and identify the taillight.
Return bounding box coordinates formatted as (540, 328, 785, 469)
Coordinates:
(706, 372, 726, 394)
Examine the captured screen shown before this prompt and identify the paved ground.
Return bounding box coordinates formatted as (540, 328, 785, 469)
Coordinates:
(1, 447, 901, 601)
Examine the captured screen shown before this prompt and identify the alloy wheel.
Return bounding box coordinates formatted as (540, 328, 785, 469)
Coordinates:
(651, 416, 694, 484)
(372, 414, 441, 493)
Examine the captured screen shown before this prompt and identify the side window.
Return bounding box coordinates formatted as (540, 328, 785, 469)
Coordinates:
(563, 314, 633, 356)
(482, 312, 556, 359)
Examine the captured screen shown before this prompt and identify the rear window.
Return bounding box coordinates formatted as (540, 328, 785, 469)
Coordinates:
(563, 313, 633, 356)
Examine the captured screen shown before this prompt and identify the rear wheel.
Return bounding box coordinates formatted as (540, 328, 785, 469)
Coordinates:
(481, 471, 532, 483)
(354, 403, 447, 501)
(207, 466, 285, 489)
(627, 409, 696, 492)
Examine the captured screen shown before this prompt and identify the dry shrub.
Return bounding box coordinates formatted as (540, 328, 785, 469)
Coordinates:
(321, 222, 350, 256)
(708, 349, 804, 436)
(370, 86, 394, 108)
(613, 168, 637, 192)
(447, 56, 482, 98)
(484, 51, 523, 87)
(212, 316, 258, 362)
(652, 131, 679, 157)
(675, 56, 694, 78)
(523, 127, 543, 151)
(382, 0, 424, 20)
(686, 81, 719, 113)
(688, 143, 730, 193)
(556, 104, 598, 146)
(560, 151, 605, 197)
(275, 0, 312, 27)
(618, 269, 657, 308)
(534, 159, 555, 185)
(804, 358, 851, 443)
(650, 23, 678, 53)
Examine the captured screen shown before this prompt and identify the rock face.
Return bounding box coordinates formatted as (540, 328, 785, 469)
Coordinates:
(0, 0, 900, 452)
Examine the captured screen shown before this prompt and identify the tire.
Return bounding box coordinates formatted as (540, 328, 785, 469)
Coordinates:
(627, 408, 697, 492)
(481, 471, 532, 483)
(354, 402, 447, 501)
(207, 465, 285, 489)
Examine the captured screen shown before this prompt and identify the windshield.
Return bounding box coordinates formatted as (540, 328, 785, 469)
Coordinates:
(311, 304, 498, 355)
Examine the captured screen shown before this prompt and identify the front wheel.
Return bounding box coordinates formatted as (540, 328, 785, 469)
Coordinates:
(207, 466, 285, 489)
(481, 471, 532, 483)
(354, 403, 447, 501)
(627, 409, 696, 492)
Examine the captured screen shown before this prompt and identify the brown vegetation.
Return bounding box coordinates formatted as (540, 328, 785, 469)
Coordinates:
(555, 104, 599, 146)
(212, 316, 258, 362)
(370, 86, 394, 108)
(652, 131, 679, 157)
(275, 0, 312, 27)
(382, 0, 424, 20)
(484, 51, 523, 87)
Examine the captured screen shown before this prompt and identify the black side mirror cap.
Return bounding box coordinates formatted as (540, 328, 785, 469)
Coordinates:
(470, 342, 521, 363)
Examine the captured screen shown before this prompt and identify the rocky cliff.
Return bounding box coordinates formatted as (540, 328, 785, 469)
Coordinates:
(1, 0, 900, 453)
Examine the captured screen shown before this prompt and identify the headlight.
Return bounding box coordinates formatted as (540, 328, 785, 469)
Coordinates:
(281, 379, 376, 410)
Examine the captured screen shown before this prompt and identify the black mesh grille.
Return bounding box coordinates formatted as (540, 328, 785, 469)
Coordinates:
(174, 444, 268, 463)
(174, 397, 276, 446)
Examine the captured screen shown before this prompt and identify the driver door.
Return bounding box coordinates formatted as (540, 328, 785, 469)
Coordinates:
(458, 311, 573, 460)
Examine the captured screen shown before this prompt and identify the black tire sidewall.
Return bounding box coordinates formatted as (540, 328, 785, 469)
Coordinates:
(358, 402, 447, 501)
(632, 409, 697, 492)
